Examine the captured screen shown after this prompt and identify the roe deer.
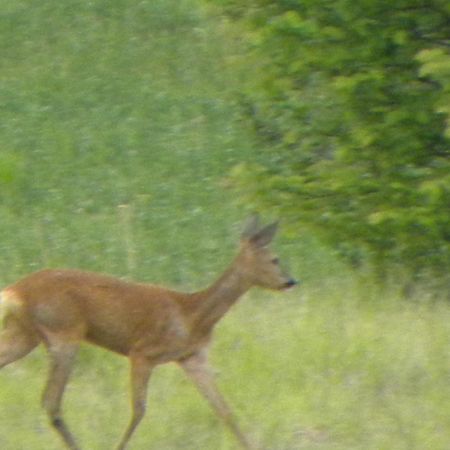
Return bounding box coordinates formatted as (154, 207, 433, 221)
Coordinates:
(0, 216, 296, 450)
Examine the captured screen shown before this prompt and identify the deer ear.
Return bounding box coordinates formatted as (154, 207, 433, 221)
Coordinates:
(250, 221, 279, 247)
(241, 214, 261, 240)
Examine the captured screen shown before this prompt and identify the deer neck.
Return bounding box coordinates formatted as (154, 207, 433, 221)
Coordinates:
(190, 257, 252, 334)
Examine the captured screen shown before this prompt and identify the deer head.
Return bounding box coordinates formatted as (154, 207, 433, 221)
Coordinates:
(238, 215, 297, 291)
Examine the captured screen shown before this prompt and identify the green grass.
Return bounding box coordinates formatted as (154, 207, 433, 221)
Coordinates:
(1, 286, 449, 450)
(0, 0, 254, 284)
(1, 1, 449, 449)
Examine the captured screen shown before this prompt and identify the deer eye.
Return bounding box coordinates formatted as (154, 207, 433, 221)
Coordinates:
(271, 257, 280, 265)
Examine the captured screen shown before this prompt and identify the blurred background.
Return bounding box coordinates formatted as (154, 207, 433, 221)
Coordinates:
(0, 1, 449, 449)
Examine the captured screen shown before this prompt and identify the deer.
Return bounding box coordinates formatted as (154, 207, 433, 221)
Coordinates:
(0, 216, 296, 450)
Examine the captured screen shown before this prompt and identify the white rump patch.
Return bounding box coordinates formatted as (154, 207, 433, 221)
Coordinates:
(0, 289, 23, 319)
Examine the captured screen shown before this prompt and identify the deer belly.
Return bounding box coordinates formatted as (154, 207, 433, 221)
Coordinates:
(84, 313, 190, 358)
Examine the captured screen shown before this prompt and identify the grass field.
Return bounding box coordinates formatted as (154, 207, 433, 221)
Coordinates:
(1, 1, 449, 449)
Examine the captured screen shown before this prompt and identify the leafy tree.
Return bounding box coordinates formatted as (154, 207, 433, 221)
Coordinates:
(210, 0, 450, 284)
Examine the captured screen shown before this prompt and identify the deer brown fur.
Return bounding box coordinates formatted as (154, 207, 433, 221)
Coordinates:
(0, 216, 296, 450)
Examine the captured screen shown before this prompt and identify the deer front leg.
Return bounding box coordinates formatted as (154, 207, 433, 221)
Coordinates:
(179, 351, 256, 450)
(42, 341, 80, 450)
(116, 355, 153, 450)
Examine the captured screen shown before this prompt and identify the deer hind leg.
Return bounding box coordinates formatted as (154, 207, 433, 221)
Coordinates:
(0, 318, 39, 369)
(42, 338, 81, 450)
(179, 351, 256, 450)
(116, 355, 153, 450)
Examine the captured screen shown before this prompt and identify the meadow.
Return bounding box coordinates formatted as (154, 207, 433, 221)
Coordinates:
(1, 1, 449, 449)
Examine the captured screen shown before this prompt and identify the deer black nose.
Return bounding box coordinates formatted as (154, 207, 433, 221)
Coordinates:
(285, 279, 298, 289)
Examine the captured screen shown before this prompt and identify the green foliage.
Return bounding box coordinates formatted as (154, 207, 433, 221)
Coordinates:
(212, 0, 450, 283)
(416, 47, 450, 138)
